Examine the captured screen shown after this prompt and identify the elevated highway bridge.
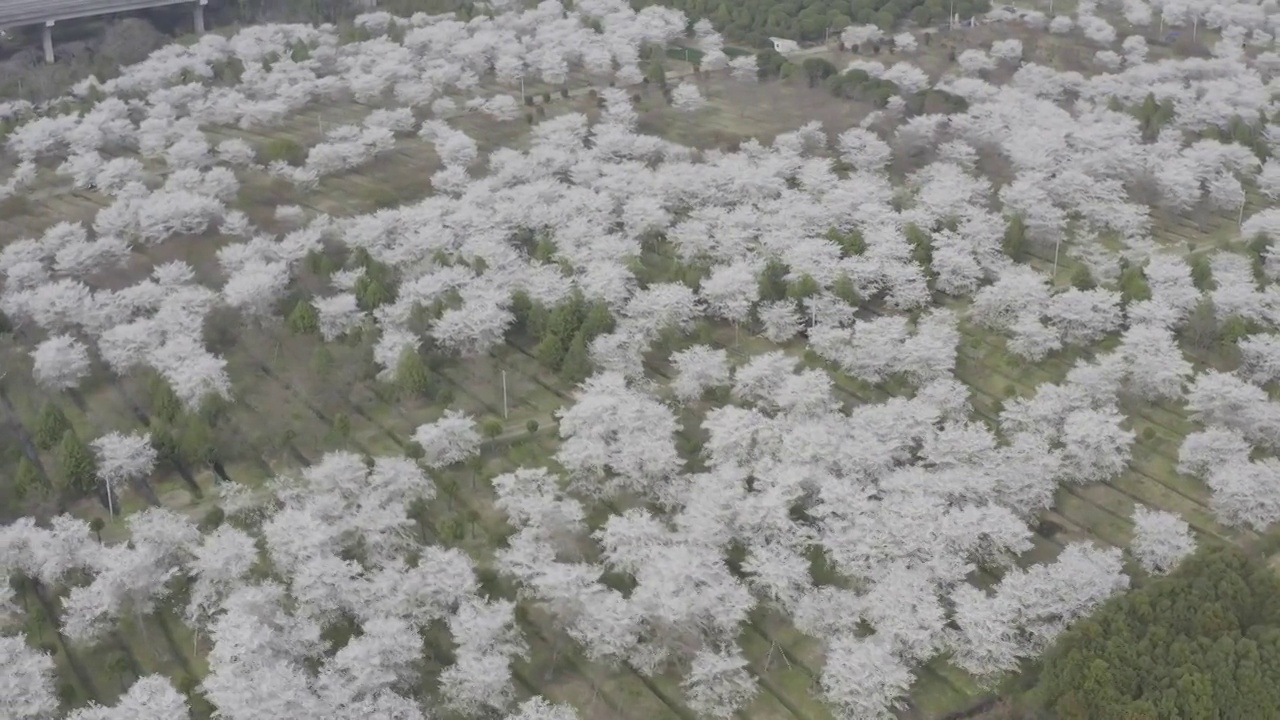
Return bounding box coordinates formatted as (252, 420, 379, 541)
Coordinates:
(0, 0, 208, 62)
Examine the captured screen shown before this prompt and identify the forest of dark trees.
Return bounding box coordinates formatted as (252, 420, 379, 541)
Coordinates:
(634, 0, 992, 45)
(1026, 545, 1280, 719)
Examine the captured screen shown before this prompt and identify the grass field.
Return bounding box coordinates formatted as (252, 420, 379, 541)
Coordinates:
(1, 24, 1275, 720)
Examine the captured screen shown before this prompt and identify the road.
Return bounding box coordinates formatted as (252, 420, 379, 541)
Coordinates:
(0, 0, 197, 29)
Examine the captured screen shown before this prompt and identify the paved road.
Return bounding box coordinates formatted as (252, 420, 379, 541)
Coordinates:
(0, 0, 197, 29)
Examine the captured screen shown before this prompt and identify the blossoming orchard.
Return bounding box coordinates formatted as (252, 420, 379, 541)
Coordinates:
(1, 0, 1279, 717)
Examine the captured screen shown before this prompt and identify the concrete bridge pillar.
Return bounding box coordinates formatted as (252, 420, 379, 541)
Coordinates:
(194, 0, 208, 34)
(42, 21, 54, 64)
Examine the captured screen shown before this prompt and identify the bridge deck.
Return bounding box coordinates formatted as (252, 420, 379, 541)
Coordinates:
(0, 0, 196, 29)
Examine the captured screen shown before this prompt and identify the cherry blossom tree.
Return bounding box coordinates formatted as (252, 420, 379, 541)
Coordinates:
(1117, 325, 1192, 400)
(700, 260, 760, 327)
(842, 25, 884, 48)
(186, 524, 261, 627)
(506, 697, 578, 720)
(1129, 506, 1196, 575)
(957, 50, 996, 76)
(67, 675, 189, 720)
(729, 55, 758, 83)
(555, 372, 682, 500)
(989, 39, 1023, 63)
(1059, 407, 1134, 483)
(759, 300, 802, 342)
(440, 597, 527, 715)
(1239, 335, 1280, 386)
(681, 647, 758, 718)
(31, 334, 92, 391)
(91, 431, 157, 516)
(671, 82, 706, 112)
(820, 636, 913, 719)
(837, 127, 892, 172)
(671, 345, 731, 403)
(1205, 458, 1280, 530)
(0, 635, 58, 719)
(413, 410, 482, 469)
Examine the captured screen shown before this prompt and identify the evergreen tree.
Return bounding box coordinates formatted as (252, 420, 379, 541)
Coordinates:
(579, 302, 615, 339)
(1002, 216, 1026, 260)
(645, 58, 667, 87)
(801, 57, 838, 87)
(355, 276, 394, 310)
(758, 259, 790, 302)
(13, 457, 43, 501)
(1119, 265, 1152, 304)
(58, 432, 96, 495)
(1071, 265, 1096, 290)
(827, 228, 866, 257)
(832, 274, 861, 306)
(198, 393, 231, 428)
(1190, 254, 1214, 291)
(35, 402, 71, 451)
(150, 424, 179, 462)
(287, 299, 319, 334)
(536, 294, 587, 371)
(787, 274, 821, 302)
(560, 331, 593, 383)
(305, 249, 335, 277)
(508, 290, 535, 337)
(395, 347, 435, 398)
(905, 223, 932, 270)
(149, 376, 184, 424)
(311, 345, 334, 378)
(1031, 546, 1280, 719)
(482, 418, 504, 439)
(1180, 297, 1221, 352)
(333, 412, 352, 439)
(179, 417, 217, 468)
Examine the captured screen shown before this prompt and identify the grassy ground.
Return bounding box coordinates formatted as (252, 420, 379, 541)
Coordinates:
(0, 30, 1273, 720)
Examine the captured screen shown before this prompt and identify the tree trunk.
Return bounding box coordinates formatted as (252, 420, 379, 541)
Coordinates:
(155, 611, 197, 679)
(286, 442, 310, 467)
(66, 388, 88, 412)
(0, 389, 50, 481)
(110, 380, 150, 427)
(211, 460, 232, 483)
(31, 581, 100, 703)
(169, 459, 203, 497)
(129, 476, 161, 507)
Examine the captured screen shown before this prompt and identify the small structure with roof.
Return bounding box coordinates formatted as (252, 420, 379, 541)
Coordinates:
(769, 37, 801, 54)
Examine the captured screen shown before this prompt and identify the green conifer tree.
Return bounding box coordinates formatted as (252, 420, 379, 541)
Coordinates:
(14, 457, 43, 501)
(58, 432, 96, 495)
(35, 402, 71, 451)
(395, 347, 434, 398)
(560, 331, 593, 383)
(287, 299, 319, 334)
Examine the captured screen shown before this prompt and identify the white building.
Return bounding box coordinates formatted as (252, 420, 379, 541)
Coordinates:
(770, 37, 801, 54)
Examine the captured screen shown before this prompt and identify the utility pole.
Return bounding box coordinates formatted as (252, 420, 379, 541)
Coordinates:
(1052, 237, 1062, 280)
(501, 370, 508, 419)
